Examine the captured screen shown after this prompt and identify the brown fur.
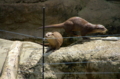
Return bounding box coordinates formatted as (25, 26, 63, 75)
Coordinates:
(40, 17, 107, 36)
(45, 32, 63, 50)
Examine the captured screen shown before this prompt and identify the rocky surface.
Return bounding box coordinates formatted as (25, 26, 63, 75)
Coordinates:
(78, 0, 120, 34)
(0, 0, 120, 40)
(0, 38, 120, 79)
(0, 0, 120, 78)
(0, 39, 13, 73)
(0, 0, 83, 39)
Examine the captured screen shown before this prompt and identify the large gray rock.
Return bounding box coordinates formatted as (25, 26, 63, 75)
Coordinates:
(0, 39, 13, 74)
(0, 38, 120, 79)
(18, 38, 120, 79)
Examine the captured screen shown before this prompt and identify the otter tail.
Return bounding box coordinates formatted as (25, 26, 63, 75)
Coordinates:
(39, 23, 64, 29)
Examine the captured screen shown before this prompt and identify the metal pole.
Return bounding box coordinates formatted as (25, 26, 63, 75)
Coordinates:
(42, 7, 45, 79)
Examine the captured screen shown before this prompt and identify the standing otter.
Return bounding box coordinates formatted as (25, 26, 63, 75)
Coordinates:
(44, 32, 63, 51)
(40, 17, 107, 37)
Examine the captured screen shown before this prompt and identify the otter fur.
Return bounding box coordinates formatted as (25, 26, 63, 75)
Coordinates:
(45, 32, 63, 51)
(40, 17, 107, 37)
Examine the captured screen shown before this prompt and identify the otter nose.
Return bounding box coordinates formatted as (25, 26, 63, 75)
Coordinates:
(103, 28, 108, 34)
(104, 28, 108, 32)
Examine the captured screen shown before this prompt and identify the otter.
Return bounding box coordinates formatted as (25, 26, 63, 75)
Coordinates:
(44, 32, 63, 52)
(39, 17, 107, 37)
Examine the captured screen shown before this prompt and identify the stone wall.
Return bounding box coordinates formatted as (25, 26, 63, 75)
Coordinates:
(0, 0, 120, 40)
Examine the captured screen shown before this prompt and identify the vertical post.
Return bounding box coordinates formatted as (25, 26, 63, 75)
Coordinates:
(42, 7, 45, 79)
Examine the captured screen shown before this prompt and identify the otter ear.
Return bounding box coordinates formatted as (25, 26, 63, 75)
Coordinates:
(52, 33, 54, 35)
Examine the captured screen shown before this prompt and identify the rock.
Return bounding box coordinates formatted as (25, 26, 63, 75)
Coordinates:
(18, 38, 120, 79)
(0, 39, 13, 74)
(0, 0, 119, 40)
(78, 0, 120, 34)
(1, 41, 22, 79)
(79, 0, 120, 24)
(23, 0, 39, 3)
(4, 0, 21, 3)
(101, 37, 120, 41)
(0, 0, 83, 39)
(1, 0, 47, 3)
(1, 38, 120, 79)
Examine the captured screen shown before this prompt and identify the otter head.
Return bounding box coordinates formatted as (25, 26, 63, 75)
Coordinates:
(45, 32, 55, 40)
(94, 24, 108, 34)
(46, 32, 54, 38)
